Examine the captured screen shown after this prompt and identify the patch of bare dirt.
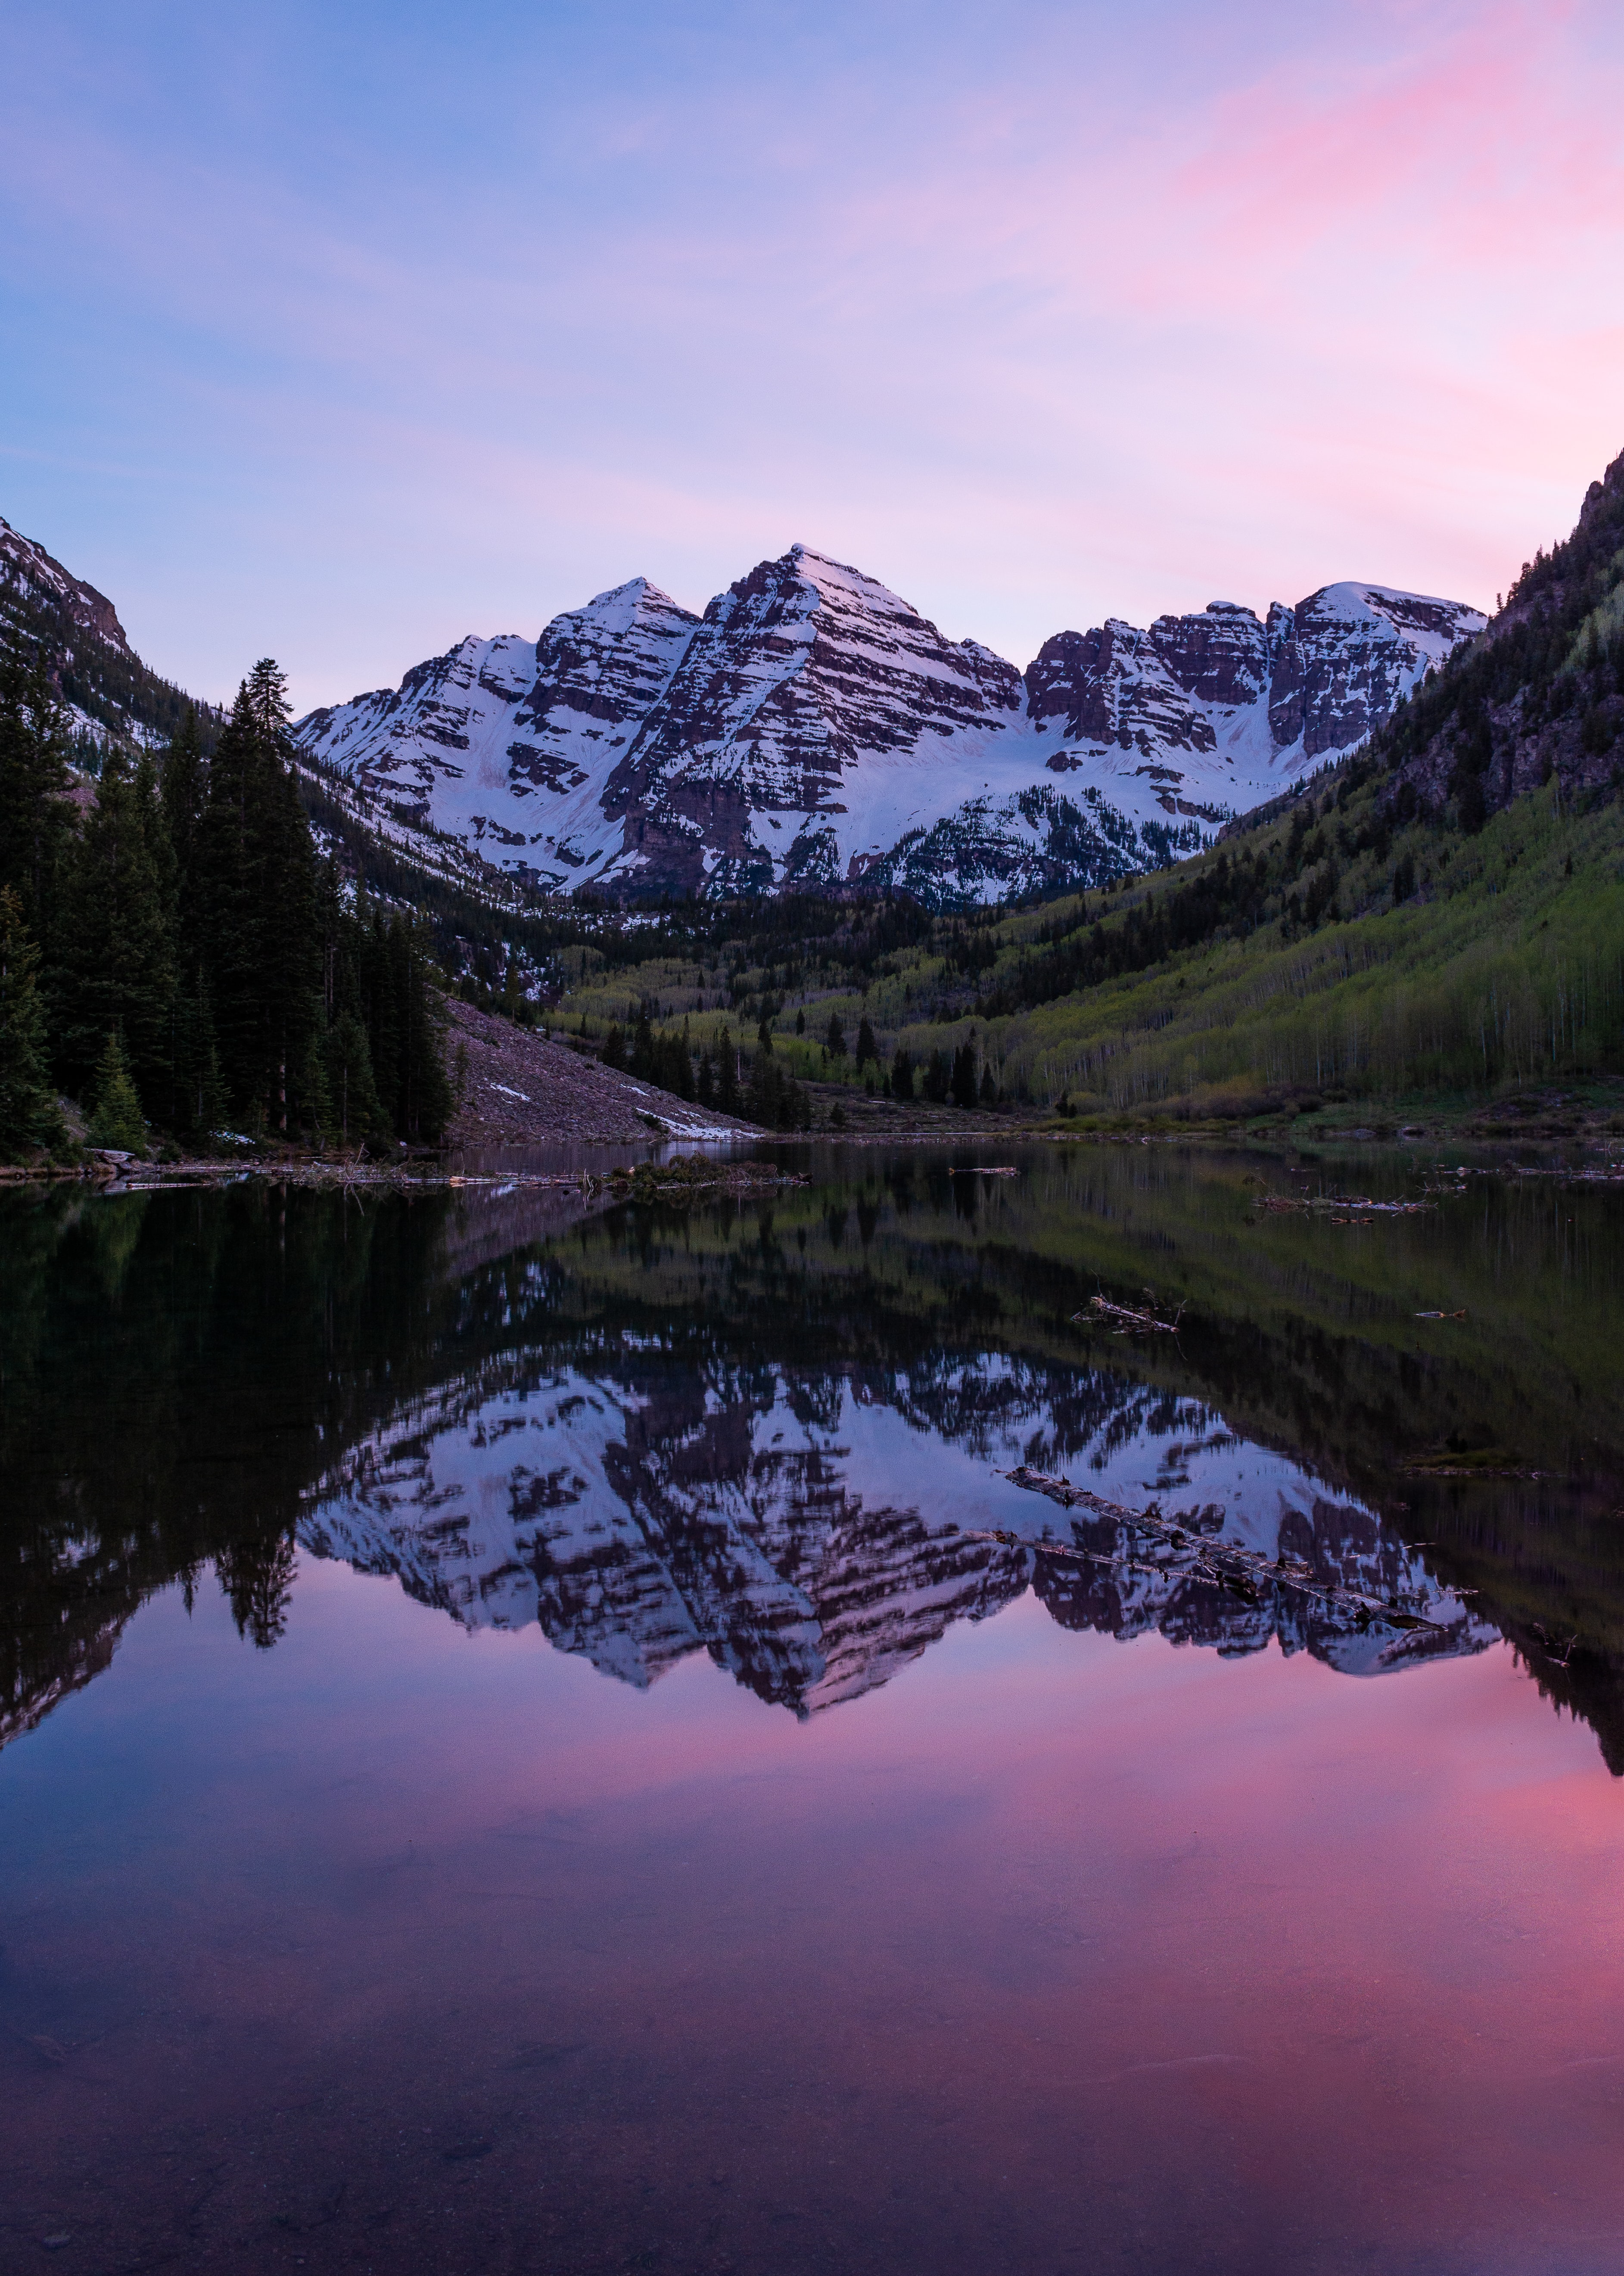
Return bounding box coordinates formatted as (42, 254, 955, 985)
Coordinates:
(445, 1000, 762, 1146)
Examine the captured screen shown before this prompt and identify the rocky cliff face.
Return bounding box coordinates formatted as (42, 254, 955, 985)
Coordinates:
(296, 548, 1483, 909)
(595, 547, 1028, 899)
(1370, 446, 1624, 822)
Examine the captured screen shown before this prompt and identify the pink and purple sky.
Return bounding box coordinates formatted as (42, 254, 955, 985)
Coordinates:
(3, 0, 1621, 710)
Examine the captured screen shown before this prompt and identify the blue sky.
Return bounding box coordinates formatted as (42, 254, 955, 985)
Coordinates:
(3, 0, 1622, 709)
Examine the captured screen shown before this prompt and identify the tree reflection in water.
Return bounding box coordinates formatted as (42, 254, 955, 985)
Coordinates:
(3, 1145, 1623, 1762)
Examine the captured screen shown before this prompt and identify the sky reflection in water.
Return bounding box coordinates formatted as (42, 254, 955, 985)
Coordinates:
(3, 1151, 1623, 2273)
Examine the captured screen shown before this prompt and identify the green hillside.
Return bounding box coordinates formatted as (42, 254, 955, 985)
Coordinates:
(551, 451, 1624, 1129)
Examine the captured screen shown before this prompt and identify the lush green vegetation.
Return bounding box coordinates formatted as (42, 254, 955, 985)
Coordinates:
(538, 765, 1623, 1123)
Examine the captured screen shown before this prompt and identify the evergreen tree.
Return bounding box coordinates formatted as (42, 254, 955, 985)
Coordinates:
(0, 659, 74, 970)
(388, 914, 452, 1140)
(215, 1528, 298, 1650)
(171, 973, 229, 1137)
(890, 1046, 914, 1102)
(324, 1008, 386, 1147)
(748, 1046, 811, 1130)
(193, 662, 320, 1131)
(855, 1016, 877, 1068)
(54, 747, 176, 1106)
(87, 1029, 146, 1151)
(825, 1010, 846, 1058)
(296, 1003, 335, 1146)
(0, 887, 67, 1161)
(631, 1007, 656, 1078)
(921, 1048, 951, 1103)
(717, 1026, 739, 1112)
(160, 705, 206, 940)
(950, 1039, 979, 1109)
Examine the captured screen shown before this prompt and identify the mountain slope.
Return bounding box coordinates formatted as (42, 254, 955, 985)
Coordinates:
(295, 546, 1483, 908)
(0, 516, 214, 752)
(1378, 445, 1624, 823)
(295, 578, 701, 886)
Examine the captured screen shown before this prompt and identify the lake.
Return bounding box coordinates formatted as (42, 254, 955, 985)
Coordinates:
(4, 1141, 1624, 2274)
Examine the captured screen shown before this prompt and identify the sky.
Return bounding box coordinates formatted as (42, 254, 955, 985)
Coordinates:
(2, 0, 1622, 713)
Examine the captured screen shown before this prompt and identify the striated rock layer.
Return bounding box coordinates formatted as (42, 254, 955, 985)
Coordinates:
(295, 545, 1484, 909)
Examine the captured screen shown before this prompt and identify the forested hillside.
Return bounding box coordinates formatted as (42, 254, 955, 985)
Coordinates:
(0, 659, 449, 1161)
(547, 451, 1624, 1127)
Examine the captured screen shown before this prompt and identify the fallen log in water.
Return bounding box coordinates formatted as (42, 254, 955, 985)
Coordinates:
(1073, 1293, 1187, 1336)
(960, 1467, 1447, 1634)
(1259, 1193, 1433, 1217)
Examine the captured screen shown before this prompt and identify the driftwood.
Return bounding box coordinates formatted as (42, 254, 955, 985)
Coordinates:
(961, 1466, 1447, 1634)
(950, 1166, 1020, 1178)
(1259, 1193, 1432, 1218)
(1412, 1309, 1468, 1320)
(1074, 1292, 1187, 1337)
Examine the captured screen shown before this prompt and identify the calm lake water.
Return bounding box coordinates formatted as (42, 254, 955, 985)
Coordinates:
(4, 1142, 1624, 2275)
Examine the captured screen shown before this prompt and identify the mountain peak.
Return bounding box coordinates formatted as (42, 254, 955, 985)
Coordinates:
(293, 543, 1484, 907)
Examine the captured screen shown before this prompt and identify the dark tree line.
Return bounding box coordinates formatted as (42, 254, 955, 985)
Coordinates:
(603, 1009, 817, 1129)
(0, 658, 450, 1159)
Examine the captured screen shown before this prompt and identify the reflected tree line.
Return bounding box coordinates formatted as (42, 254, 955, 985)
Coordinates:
(5, 1150, 1624, 1763)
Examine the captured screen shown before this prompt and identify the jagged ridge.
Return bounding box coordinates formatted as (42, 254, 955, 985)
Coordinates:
(294, 545, 1483, 910)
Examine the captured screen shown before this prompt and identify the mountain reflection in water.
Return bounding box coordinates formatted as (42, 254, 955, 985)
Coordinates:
(299, 1351, 1491, 1713)
(4, 1141, 1621, 1760)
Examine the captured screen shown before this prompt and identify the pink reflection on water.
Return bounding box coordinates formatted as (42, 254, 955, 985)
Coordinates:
(3, 1561, 1623, 2272)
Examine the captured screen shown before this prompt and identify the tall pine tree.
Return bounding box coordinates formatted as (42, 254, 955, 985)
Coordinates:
(53, 747, 176, 1108)
(0, 659, 75, 972)
(0, 887, 67, 1161)
(193, 661, 320, 1132)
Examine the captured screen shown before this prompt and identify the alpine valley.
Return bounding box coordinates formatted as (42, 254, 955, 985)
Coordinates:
(293, 546, 1484, 909)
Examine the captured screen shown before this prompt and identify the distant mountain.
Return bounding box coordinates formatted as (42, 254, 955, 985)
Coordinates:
(0, 515, 215, 752)
(296, 545, 1484, 908)
(0, 501, 1488, 910)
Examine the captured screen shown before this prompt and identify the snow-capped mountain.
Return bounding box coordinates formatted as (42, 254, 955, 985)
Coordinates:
(297, 1349, 1490, 1713)
(295, 546, 1485, 908)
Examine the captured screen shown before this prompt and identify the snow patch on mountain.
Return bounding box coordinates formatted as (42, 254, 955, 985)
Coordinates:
(294, 548, 1485, 909)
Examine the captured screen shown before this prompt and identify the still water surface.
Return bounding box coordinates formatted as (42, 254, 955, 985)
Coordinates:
(3, 1144, 1624, 2273)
